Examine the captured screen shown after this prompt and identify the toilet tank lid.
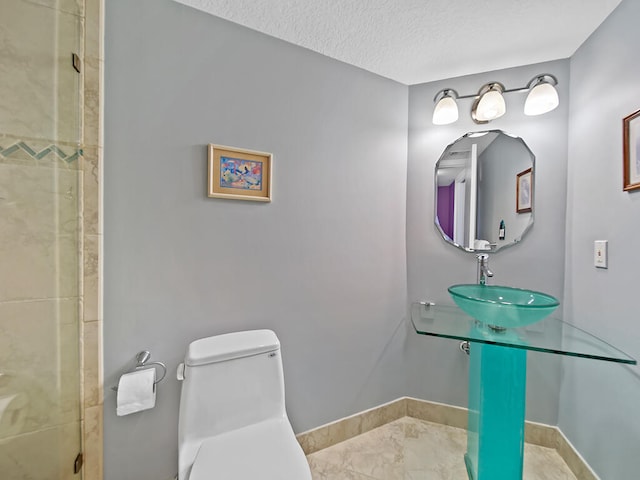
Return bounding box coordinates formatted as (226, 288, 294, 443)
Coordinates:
(185, 329, 280, 366)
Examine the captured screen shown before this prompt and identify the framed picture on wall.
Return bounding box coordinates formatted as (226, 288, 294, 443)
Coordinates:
(208, 144, 272, 202)
(516, 168, 532, 213)
(623, 108, 640, 192)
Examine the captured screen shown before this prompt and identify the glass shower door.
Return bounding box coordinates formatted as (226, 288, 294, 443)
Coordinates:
(0, 1, 82, 478)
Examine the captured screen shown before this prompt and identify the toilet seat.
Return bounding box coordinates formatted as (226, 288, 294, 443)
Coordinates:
(188, 417, 312, 480)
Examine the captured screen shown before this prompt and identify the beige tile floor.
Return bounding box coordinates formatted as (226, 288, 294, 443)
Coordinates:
(307, 417, 577, 480)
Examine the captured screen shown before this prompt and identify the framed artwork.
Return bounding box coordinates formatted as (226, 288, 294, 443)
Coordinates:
(623, 108, 640, 192)
(516, 168, 532, 213)
(208, 144, 272, 202)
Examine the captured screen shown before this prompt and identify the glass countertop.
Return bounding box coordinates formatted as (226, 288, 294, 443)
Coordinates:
(411, 303, 636, 365)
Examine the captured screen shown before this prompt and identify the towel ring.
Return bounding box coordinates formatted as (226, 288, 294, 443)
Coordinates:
(111, 350, 167, 391)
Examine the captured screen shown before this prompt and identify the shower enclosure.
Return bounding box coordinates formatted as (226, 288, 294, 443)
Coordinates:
(0, 1, 83, 478)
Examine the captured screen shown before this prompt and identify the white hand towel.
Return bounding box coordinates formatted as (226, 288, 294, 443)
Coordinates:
(473, 239, 491, 250)
(116, 368, 156, 416)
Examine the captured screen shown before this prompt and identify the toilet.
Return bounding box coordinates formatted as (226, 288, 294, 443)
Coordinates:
(177, 329, 312, 480)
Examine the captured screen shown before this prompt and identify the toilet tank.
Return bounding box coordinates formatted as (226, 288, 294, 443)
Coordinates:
(178, 330, 287, 478)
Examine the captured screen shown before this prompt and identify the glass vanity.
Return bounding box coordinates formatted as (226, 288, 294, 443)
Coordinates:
(411, 303, 635, 365)
(411, 303, 636, 480)
(419, 130, 636, 480)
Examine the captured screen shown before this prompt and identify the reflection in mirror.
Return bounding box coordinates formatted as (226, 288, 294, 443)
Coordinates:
(435, 130, 534, 252)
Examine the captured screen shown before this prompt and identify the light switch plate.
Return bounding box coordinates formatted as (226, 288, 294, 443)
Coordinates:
(594, 240, 608, 268)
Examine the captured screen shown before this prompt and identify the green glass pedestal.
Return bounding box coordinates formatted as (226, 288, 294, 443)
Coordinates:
(465, 341, 527, 480)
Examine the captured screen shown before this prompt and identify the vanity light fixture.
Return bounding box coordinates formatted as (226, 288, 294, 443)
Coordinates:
(432, 74, 559, 125)
(524, 74, 559, 116)
(472, 83, 506, 123)
(432, 89, 459, 125)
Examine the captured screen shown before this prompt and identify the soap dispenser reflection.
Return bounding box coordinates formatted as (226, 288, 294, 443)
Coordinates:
(499, 220, 506, 240)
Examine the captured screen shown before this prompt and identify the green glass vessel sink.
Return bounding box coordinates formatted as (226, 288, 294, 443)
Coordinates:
(448, 284, 560, 329)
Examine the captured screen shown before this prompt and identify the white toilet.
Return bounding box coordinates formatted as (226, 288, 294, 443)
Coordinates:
(177, 329, 312, 480)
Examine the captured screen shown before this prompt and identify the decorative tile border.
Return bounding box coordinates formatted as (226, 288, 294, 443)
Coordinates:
(297, 397, 600, 479)
(0, 139, 81, 164)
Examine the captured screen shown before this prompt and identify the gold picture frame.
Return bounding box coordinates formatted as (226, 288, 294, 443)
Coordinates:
(207, 144, 272, 202)
(623, 108, 640, 192)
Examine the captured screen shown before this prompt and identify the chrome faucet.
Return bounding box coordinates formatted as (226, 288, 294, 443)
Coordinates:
(476, 254, 494, 285)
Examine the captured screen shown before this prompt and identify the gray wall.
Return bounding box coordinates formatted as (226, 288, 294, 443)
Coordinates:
(104, 1, 408, 479)
(561, 0, 640, 477)
(406, 60, 570, 424)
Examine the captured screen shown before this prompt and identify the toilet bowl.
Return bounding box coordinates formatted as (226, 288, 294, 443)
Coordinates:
(177, 329, 311, 480)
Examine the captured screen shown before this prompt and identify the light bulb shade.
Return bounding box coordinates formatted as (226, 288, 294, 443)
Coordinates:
(524, 82, 559, 116)
(475, 87, 506, 121)
(433, 95, 459, 125)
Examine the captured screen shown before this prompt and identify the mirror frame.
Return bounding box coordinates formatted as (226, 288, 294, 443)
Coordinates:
(434, 130, 535, 253)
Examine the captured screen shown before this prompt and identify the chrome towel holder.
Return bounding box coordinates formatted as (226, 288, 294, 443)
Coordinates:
(111, 350, 167, 392)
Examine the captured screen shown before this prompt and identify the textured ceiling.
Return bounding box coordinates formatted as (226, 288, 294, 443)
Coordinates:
(174, 0, 621, 85)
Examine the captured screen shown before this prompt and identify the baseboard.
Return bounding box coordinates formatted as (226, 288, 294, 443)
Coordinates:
(555, 428, 601, 480)
(405, 396, 468, 430)
(297, 397, 599, 479)
(296, 397, 407, 455)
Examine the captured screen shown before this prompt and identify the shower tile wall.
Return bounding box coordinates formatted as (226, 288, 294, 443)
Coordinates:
(0, 149, 82, 479)
(0, 0, 81, 143)
(0, 0, 103, 478)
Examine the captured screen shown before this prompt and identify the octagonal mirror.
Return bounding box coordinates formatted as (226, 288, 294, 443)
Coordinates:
(434, 130, 534, 252)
